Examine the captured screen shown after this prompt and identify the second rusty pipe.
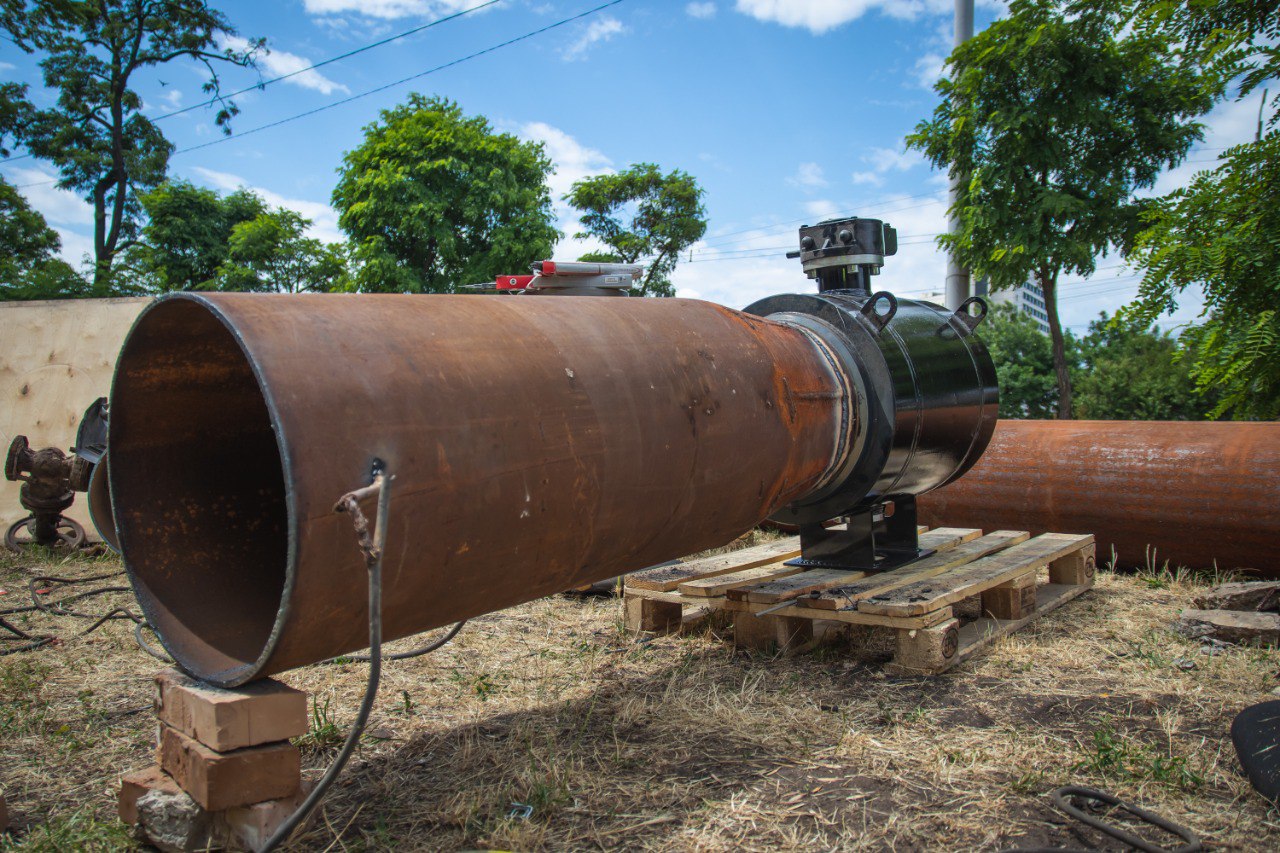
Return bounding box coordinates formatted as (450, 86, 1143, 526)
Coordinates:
(919, 419, 1280, 574)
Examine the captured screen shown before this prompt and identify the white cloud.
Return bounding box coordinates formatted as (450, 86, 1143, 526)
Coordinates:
(6, 166, 95, 269)
(733, 1, 1007, 34)
(224, 36, 348, 96)
(562, 15, 625, 61)
(1149, 95, 1261, 197)
(803, 199, 841, 220)
(0, 61, 16, 72)
(674, 189, 951, 309)
(8, 167, 93, 228)
(733, 0, 967, 34)
(787, 161, 827, 189)
(519, 121, 613, 202)
(849, 146, 922, 186)
(302, 0, 482, 20)
(914, 51, 946, 90)
(686, 2, 717, 18)
(189, 167, 344, 243)
(517, 122, 615, 260)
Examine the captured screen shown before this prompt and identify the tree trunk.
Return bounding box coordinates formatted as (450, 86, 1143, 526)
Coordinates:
(1039, 267, 1073, 419)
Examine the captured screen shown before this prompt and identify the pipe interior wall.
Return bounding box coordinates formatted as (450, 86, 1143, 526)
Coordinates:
(918, 419, 1280, 574)
(109, 293, 853, 685)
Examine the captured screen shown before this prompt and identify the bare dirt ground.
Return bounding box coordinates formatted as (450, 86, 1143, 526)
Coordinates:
(2, 541, 1278, 851)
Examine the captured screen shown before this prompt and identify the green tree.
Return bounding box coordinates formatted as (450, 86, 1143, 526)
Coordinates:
(2, 1, 261, 294)
(0, 175, 88, 300)
(1073, 312, 1209, 420)
(128, 180, 267, 291)
(1120, 2, 1280, 419)
(564, 163, 706, 297)
(906, 0, 1214, 418)
(216, 208, 348, 293)
(979, 303, 1067, 418)
(333, 95, 558, 294)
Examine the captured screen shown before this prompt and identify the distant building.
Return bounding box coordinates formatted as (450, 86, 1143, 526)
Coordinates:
(977, 277, 1051, 334)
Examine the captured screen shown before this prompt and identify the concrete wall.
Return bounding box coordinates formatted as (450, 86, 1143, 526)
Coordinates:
(1, 297, 151, 538)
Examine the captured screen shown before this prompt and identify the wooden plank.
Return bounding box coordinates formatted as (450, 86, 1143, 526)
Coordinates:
(624, 597, 682, 634)
(885, 582, 1091, 675)
(918, 527, 983, 551)
(625, 537, 800, 591)
(624, 589, 727, 607)
(677, 563, 804, 597)
(732, 611, 813, 653)
(728, 568, 868, 604)
(858, 533, 1094, 617)
(797, 530, 1027, 611)
(754, 602, 954, 630)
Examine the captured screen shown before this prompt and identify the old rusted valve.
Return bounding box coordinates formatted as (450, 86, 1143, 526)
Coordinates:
(4, 435, 89, 552)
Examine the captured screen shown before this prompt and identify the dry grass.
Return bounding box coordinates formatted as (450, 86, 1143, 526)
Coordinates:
(2, 542, 1279, 851)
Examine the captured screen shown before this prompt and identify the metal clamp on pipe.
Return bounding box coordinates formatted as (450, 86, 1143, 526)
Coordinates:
(748, 216, 999, 571)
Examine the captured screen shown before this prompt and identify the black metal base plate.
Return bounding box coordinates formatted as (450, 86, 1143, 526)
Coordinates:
(785, 547, 935, 573)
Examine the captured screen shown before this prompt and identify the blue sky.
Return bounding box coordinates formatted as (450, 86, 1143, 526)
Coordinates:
(1, 0, 1258, 332)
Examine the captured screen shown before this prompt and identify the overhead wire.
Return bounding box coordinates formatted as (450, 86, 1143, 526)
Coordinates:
(2, 0, 628, 186)
(0, 0, 509, 164)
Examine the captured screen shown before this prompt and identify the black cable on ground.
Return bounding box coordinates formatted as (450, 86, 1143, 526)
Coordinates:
(326, 619, 465, 664)
(0, 566, 172, 661)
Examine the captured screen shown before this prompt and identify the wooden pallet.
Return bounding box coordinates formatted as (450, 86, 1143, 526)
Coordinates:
(623, 527, 1096, 675)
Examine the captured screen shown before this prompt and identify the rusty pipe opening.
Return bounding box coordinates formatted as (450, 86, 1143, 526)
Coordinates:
(109, 298, 290, 686)
(109, 293, 863, 685)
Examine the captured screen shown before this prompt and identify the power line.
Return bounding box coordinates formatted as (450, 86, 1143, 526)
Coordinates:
(173, 0, 626, 156)
(696, 189, 946, 250)
(0, 0, 507, 165)
(2, 0, 626, 183)
(154, 0, 506, 122)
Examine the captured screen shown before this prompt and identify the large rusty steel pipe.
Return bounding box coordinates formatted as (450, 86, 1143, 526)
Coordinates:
(918, 420, 1280, 574)
(109, 293, 857, 686)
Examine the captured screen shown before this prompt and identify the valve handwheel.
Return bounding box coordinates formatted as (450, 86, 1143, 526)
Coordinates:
(5, 516, 86, 553)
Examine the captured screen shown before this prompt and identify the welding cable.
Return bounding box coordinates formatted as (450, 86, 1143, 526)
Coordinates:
(0, 568, 172, 661)
(0, 614, 53, 655)
(325, 619, 466, 664)
(261, 471, 391, 853)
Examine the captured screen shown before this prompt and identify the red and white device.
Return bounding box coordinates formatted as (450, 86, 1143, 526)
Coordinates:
(480, 260, 644, 296)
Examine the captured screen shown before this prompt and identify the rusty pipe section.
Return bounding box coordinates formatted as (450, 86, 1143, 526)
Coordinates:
(108, 293, 856, 685)
(918, 420, 1280, 574)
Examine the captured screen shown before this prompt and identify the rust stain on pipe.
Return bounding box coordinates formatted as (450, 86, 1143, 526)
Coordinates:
(109, 293, 855, 685)
(918, 420, 1280, 574)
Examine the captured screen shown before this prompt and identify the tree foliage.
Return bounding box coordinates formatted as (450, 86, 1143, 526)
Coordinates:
(1074, 312, 1209, 420)
(128, 180, 267, 291)
(333, 94, 558, 294)
(906, 0, 1214, 418)
(979, 304, 1066, 418)
(564, 163, 706, 297)
(1119, 1, 1280, 419)
(978, 304, 1210, 420)
(0, 175, 87, 300)
(1, 0, 260, 293)
(216, 209, 349, 293)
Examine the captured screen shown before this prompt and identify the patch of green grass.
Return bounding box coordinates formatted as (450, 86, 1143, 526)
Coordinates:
(875, 699, 927, 728)
(450, 669, 502, 702)
(1009, 769, 1047, 794)
(294, 695, 344, 752)
(0, 658, 51, 697)
(1074, 720, 1203, 790)
(0, 807, 136, 852)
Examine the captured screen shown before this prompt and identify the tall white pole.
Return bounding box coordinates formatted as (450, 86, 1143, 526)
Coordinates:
(945, 0, 975, 310)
